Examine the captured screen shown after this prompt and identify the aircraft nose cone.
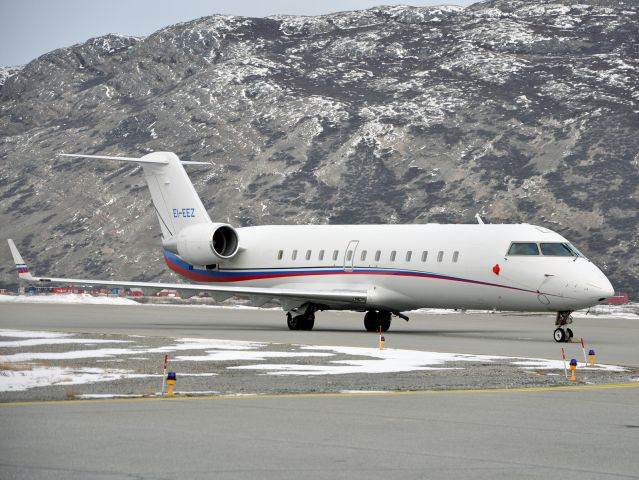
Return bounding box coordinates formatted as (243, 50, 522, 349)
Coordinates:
(587, 279, 615, 301)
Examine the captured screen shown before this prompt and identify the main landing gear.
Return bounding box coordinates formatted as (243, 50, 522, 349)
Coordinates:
(553, 311, 574, 343)
(286, 308, 315, 331)
(364, 310, 392, 332)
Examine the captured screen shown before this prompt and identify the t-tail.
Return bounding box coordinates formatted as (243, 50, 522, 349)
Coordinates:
(59, 152, 239, 265)
(59, 152, 211, 247)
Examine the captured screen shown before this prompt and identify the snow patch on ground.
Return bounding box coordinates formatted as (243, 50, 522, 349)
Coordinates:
(0, 338, 133, 348)
(0, 330, 629, 391)
(145, 337, 265, 352)
(0, 367, 154, 392)
(176, 351, 334, 362)
(0, 294, 140, 306)
(231, 346, 492, 375)
(0, 329, 72, 339)
(77, 393, 145, 399)
(231, 345, 627, 376)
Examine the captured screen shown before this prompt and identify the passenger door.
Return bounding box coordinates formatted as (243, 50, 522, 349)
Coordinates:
(343, 240, 359, 272)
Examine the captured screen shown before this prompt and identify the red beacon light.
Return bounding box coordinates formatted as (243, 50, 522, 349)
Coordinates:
(492, 264, 501, 275)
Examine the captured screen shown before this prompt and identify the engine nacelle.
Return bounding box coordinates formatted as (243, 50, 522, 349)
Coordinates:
(176, 223, 239, 265)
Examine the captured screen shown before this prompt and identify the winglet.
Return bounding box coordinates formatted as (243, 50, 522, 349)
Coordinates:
(8, 239, 34, 280)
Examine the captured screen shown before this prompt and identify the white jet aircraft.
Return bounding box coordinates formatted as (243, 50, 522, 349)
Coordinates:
(8, 152, 614, 341)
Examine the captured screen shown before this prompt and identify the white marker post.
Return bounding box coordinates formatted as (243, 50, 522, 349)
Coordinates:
(561, 347, 568, 379)
(161, 354, 168, 396)
(580, 338, 587, 366)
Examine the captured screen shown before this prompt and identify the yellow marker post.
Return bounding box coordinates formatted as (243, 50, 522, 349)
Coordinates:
(167, 372, 176, 397)
(589, 349, 596, 367)
(379, 335, 385, 350)
(570, 359, 577, 382)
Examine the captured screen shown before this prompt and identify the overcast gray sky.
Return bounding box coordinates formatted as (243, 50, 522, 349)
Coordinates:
(0, 0, 474, 66)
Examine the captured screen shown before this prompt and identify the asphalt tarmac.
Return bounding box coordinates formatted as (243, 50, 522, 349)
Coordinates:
(1, 302, 638, 366)
(1, 386, 639, 479)
(1, 302, 638, 479)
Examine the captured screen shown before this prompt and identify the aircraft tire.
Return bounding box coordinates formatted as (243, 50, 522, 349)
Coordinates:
(553, 328, 566, 342)
(566, 328, 574, 339)
(287, 312, 301, 330)
(364, 311, 378, 332)
(300, 314, 315, 331)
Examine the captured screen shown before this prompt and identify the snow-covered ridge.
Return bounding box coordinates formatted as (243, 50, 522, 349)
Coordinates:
(0, 65, 24, 87)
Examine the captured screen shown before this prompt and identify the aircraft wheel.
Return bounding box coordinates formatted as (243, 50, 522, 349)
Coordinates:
(364, 311, 378, 332)
(287, 312, 301, 330)
(566, 328, 574, 339)
(300, 313, 315, 331)
(553, 328, 566, 343)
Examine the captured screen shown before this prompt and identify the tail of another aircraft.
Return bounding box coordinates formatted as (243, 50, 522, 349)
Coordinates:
(59, 152, 211, 242)
(8, 239, 34, 280)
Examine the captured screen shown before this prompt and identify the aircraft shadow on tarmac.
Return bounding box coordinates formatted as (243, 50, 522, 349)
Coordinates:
(168, 322, 527, 340)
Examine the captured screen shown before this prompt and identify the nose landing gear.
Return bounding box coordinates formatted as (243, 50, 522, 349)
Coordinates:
(553, 311, 574, 342)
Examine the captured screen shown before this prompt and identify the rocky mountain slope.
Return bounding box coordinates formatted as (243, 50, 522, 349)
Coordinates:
(0, 0, 637, 297)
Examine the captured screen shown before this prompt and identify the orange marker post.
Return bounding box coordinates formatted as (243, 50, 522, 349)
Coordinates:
(570, 359, 577, 382)
(580, 338, 587, 366)
(561, 348, 567, 378)
(167, 372, 176, 397)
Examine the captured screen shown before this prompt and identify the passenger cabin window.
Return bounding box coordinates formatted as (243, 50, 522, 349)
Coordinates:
(318, 250, 325, 261)
(452, 251, 459, 263)
(437, 251, 444, 262)
(375, 250, 381, 261)
(390, 251, 397, 262)
(361, 250, 367, 261)
(332, 250, 339, 261)
(292, 250, 298, 260)
(277, 250, 283, 260)
(306, 250, 311, 260)
(507, 243, 539, 256)
(346, 250, 353, 261)
(421, 251, 428, 262)
(406, 251, 412, 262)
(540, 243, 575, 257)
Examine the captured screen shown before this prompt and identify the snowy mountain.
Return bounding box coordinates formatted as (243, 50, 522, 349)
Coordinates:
(0, 0, 637, 297)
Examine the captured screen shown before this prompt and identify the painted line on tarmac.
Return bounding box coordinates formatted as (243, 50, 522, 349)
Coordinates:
(1, 382, 639, 407)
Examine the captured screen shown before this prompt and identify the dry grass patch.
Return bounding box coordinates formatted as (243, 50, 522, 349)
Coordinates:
(0, 362, 35, 372)
(65, 388, 80, 400)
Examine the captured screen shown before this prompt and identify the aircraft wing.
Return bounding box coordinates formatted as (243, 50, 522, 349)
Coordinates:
(7, 240, 368, 310)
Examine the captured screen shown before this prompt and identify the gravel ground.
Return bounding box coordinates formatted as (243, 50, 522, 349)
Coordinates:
(1, 330, 637, 403)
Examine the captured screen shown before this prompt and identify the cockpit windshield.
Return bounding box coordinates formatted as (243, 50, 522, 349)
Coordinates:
(507, 243, 539, 255)
(539, 243, 574, 256)
(507, 242, 586, 258)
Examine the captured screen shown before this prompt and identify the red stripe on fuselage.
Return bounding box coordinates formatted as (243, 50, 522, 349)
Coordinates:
(164, 255, 534, 293)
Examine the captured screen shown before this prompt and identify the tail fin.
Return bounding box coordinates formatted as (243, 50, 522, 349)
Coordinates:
(59, 152, 211, 241)
(8, 239, 34, 280)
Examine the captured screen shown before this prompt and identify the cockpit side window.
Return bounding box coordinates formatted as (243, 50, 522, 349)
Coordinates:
(507, 242, 539, 255)
(567, 244, 586, 258)
(540, 243, 574, 256)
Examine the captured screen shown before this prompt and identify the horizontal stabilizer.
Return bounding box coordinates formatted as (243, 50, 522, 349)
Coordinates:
(58, 153, 209, 165)
(59, 151, 212, 240)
